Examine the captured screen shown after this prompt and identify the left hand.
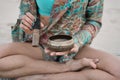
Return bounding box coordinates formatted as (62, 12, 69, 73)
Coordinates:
(44, 44, 79, 56)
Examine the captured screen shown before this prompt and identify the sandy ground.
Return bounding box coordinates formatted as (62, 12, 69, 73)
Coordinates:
(0, 0, 120, 55)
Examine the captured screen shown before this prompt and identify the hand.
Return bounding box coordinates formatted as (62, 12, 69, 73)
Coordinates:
(20, 12, 44, 34)
(44, 44, 79, 56)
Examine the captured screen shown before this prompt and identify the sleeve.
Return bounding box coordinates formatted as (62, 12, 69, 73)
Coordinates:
(19, 0, 37, 19)
(73, 0, 104, 49)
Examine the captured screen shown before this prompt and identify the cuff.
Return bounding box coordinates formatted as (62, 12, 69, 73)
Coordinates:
(72, 30, 92, 49)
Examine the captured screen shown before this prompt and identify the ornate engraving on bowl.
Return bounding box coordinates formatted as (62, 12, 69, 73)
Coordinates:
(47, 35, 74, 52)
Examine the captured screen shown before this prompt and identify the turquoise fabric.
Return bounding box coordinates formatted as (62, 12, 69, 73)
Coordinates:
(36, 0, 55, 16)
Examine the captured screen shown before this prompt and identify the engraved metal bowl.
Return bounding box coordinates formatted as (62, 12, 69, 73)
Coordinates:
(47, 35, 74, 52)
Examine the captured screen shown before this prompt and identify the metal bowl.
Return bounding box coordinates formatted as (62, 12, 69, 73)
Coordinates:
(47, 35, 74, 52)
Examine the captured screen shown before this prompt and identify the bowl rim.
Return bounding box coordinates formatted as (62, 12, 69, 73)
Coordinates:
(49, 35, 73, 41)
(48, 35, 74, 46)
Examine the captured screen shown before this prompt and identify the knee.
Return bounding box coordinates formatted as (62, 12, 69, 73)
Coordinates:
(111, 68, 120, 79)
(0, 55, 31, 71)
(0, 43, 18, 58)
(0, 46, 9, 58)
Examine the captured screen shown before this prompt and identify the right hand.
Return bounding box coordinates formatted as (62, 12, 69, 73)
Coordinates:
(20, 12, 44, 34)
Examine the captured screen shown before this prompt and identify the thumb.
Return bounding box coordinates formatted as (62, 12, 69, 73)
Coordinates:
(70, 44, 79, 53)
(44, 48, 52, 54)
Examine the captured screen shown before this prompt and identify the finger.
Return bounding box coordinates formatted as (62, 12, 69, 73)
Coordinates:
(55, 51, 69, 56)
(20, 23, 26, 30)
(44, 48, 52, 54)
(22, 15, 33, 26)
(21, 19, 32, 29)
(41, 22, 44, 28)
(93, 59, 99, 64)
(20, 23, 32, 34)
(83, 58, 98, 69)
(26, 12, 36, 22)
(64, 54, 69, 57)
(50, 52, 56, 56)
(90, 61, 97, 69)
(70, 44, 79, 53)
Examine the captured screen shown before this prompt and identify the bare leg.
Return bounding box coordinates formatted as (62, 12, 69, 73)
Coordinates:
(16, 45, 120, 80)
(0, 42, 43, 59)
(0, 55, 67, 78)
(2, 42, 116, 79)
(16, 69, 118, 80)
(0, 55, 97, 78)
(75, 45, 120, 79)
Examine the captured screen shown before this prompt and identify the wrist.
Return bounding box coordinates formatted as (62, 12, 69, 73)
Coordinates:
(72, 34, 84, 51)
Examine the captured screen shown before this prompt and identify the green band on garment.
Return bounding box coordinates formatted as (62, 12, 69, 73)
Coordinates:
(73, 30, 92, 48)
(87, 20, 102, 28)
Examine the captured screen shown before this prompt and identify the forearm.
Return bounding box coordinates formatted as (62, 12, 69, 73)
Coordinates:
(73, 0, 104, 50)
(73, 22, 101, 49)
(72, 27, 90, 47)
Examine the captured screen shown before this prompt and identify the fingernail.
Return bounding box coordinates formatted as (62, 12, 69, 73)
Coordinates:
(50, 53, 54, 56)
(30, 27, 33, 30)
(56, 53, 61, 55)
(32, 18, 36, 26)
(64, 54, 68, 58)
(34, 18, 36, 22)
(95, 59, 99, 63)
